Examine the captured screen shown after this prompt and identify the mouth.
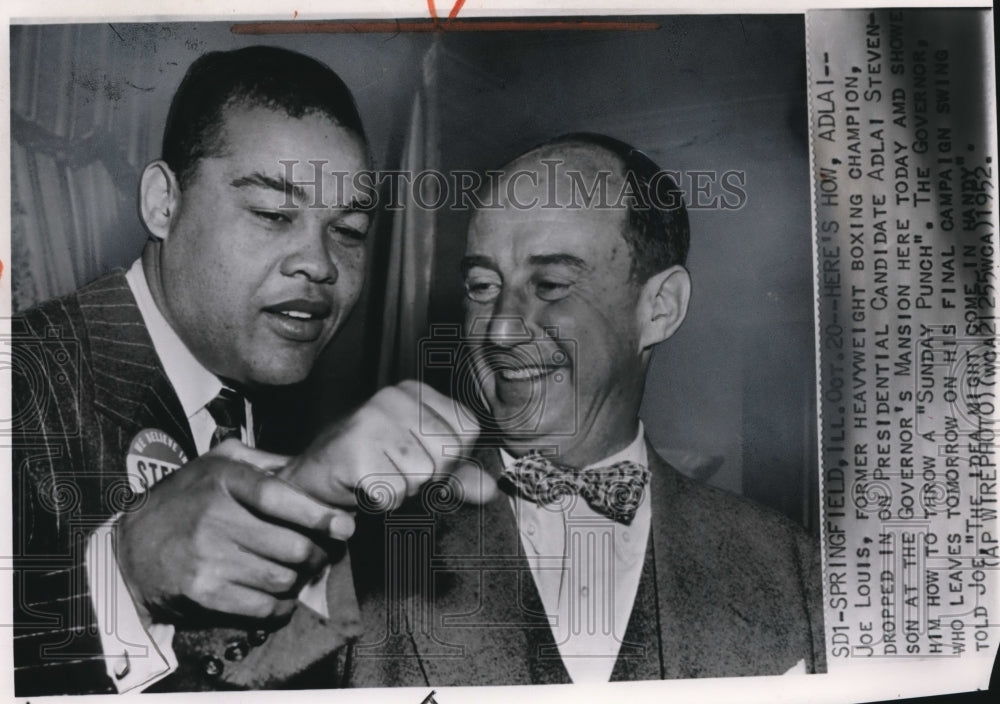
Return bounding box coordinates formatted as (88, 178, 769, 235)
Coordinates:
(495, 365, 559, 382)
(261, 298, 333, 342)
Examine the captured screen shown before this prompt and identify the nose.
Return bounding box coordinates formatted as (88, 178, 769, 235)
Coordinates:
(471, 290, 539, 347)
(486, 316, 533, 346)
(280, 224, 338, 285)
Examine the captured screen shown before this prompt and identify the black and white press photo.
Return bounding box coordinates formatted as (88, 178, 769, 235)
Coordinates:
(2, 5, 996, 703)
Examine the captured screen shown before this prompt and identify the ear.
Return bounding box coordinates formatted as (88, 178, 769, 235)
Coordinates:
(139, 161, 180, 240)
(636, 265, 691, 350)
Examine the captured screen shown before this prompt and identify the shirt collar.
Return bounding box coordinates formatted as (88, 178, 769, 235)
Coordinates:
(500, 421, 648, 471)
(125, 259, 222, 420)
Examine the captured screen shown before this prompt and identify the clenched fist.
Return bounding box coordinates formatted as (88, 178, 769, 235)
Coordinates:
(282, 380, 495, 511)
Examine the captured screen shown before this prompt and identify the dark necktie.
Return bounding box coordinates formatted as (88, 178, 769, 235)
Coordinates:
(500, 451, 650, 524)
(160, 384, 263, 688)
(206, 386, 245, 447)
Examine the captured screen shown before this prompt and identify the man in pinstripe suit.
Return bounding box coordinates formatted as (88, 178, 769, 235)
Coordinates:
(12, 46, 480, 695)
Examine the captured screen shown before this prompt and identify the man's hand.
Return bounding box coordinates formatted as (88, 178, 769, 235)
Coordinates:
(282, 380, 495, 511)
(116, 439, 355, 625)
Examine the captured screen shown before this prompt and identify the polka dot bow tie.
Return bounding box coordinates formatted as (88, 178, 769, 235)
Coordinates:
(500, 451, 650, 524)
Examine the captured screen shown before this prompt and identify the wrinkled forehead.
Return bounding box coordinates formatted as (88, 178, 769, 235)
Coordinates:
(215, 101, 372, 167)
(492, 143, 628, 208)
(467, 145, 632, 265)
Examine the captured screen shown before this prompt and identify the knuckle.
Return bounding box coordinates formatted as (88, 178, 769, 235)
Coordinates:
(208, 464, 237, 494)
(372, 386, 397, 404)
(216, 437, 241, 452)
(248, 593, 279, 619)
(285, 535, 314, 564)
(374, 386, 409, 411)
(266, 565, 298, 593)
(186, 570, 215, 605)
(397, 379, 422, 395)
(355, 400, 388, 428)
(190, 530, 215, 561)
(252, 475, 278, 510)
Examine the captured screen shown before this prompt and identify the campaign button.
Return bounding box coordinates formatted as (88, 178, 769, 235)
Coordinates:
(125, 428, 189, 493)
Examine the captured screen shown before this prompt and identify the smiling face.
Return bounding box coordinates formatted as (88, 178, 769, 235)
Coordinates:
(143, 104, 371, 387)
(462, 147, 652, 466)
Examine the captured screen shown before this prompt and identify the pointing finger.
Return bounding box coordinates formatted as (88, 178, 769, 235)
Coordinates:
(212, 439, 290, 473)
(225, 466, 356, 540)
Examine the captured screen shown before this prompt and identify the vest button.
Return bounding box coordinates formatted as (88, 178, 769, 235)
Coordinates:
(201, 655, 224, 678)
(249, 629, 269, 646)
(224, 639, 249, 661)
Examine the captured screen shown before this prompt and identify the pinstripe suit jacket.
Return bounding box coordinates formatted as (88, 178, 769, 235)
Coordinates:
(11, 272, 360, 695)
(347, 444, 826, 686)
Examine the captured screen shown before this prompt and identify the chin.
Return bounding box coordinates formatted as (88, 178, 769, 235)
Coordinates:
(245, 358, 315, 387)
(491, 408, 575, 445)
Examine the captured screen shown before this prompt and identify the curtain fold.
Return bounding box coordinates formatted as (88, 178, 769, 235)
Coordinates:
(377, 40, 442, 386)
(10, 25, 152, 312)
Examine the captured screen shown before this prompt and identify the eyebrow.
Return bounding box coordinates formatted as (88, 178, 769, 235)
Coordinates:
(461, 253, 591, 276)
(460, 255, 500, 275)
(346, 194, 375, 213)
(231, 172, 307, 201)
(230, 172, 374, 213)
(527, 253, 590, 271)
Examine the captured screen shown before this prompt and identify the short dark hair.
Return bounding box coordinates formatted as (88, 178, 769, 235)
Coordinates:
(162, 45, 368, 188)
(526, 132, 690, 282)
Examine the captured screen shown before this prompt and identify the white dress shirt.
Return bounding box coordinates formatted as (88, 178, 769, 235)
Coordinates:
(85, 259, 326, 692)
(503, 423, 651, 683)
(503, 428, 807, 680)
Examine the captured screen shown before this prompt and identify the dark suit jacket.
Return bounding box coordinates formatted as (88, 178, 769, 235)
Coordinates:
(11, 272, 360, 695)
(347, 444, 826, 686)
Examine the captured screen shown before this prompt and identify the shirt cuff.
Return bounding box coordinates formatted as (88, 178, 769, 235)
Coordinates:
(298, 564, 331, 618)
(86, 517, 177, 692)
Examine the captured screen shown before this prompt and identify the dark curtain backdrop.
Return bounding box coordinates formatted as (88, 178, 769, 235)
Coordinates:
(10, 17, 817, 530)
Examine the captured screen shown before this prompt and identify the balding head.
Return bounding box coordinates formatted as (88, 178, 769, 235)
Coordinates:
(481, 133, 690, 283)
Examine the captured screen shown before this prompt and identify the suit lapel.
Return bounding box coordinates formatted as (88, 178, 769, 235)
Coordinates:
(409, 447, 569, 686)
(646, 443, 702, 679)
(76, 272, 196, 461)
(646, 442, 757, 679)
(75, 274, 221, 692)
(610, 527, 664, 681)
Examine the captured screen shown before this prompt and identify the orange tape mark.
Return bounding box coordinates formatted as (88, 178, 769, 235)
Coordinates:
(232, 19, 660, 34)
